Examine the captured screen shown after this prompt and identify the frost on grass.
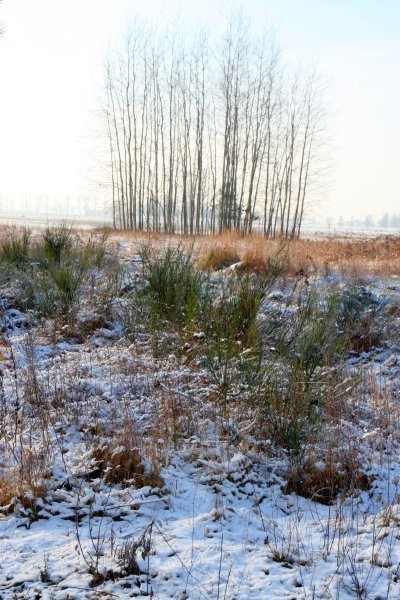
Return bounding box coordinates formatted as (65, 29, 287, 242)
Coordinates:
(0, 228, 399, 599)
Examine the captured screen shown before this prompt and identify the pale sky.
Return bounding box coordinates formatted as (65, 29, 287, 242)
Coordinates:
(0, 0, 399, 221)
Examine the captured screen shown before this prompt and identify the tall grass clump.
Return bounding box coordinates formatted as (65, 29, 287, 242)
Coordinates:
(41, 225, 73, 266)
(277, 292, 348, 378)
(32, 229, 106, 318)
(255, 287, 371, 455)
(264, 283, 387, 458)
(259, 361, 351, 457)
(202, 278, 365, 454)
(206, 257, 282, 350)
(0, 226, 109, 321)
(203, 267, 281, 407)
(0, 228, 31, 268)
(207, 275, 265, 347)
(138, 244, 209, 332)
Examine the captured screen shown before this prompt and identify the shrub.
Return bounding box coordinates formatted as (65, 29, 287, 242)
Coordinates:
(204, 344, 264, 407)
(29, 256, 88, 318)
(206, 270, 280, 348)
(44, 264, 86, 314)
(253, 290, 353, 453)
(207, 275, 264, 347)
(204, 284, 354, 454)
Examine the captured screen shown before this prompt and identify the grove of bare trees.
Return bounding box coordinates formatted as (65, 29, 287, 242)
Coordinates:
(103, 14, 326, 237)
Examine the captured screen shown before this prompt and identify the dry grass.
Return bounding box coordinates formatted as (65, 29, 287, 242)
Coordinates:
(91, 418, 164, 488)
(98, 227, 400, 277)
(0, 474, 19, 509)
(8, 225, 396, 276)
(0, 472, 48, 518)
(205, 232, 400, 277)
(198, 244, 240, 271)
(284, 450, 371, 505)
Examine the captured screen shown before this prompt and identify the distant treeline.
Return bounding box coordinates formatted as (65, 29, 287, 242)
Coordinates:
(103, 13, 325, 237)
(335, 214, 400, 229)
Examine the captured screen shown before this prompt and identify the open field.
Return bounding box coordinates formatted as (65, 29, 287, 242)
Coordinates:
(0, 226, 399, 599)
(104, 229, 400, 276)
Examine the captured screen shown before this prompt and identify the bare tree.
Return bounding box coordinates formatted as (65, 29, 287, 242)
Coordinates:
(101, 12, 326, 237)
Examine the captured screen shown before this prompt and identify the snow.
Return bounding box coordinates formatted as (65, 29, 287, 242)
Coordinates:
(0, 255, 399, 598)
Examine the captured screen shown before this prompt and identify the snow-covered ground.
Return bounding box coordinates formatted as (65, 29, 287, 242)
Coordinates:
(0, 237, 399, 599)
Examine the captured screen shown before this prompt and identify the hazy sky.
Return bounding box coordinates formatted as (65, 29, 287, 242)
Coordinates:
(0, 0, 399, 221)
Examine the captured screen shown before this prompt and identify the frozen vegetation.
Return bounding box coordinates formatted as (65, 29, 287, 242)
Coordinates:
(0, 226, 399, 599)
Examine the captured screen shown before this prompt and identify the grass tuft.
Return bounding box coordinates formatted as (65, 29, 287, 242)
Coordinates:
(139, 244, 208, 332)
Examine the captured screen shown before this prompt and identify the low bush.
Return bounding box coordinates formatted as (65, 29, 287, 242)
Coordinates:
(203, 282, 364, 454)
(203, 270, 281, 408)
(204, 344, 264, 408)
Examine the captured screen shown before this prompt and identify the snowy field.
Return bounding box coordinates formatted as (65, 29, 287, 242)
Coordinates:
(0, 229, 399, 599)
